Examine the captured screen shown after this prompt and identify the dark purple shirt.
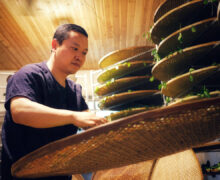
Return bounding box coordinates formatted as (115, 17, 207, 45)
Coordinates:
(1, 62, 88, 180)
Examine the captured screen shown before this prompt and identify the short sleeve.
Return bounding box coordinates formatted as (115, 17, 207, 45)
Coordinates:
(4, 65, 43, 110)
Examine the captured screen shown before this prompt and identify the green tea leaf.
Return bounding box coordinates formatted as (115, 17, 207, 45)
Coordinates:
(151, 49, 161, 62)
(127, 62, 131, 67)
(162, 82, 167, 89)
(149, 76, 154, 82)
(191, 26, 196, 33)
(158, 82, 166, 90)
(165, 96, 171, 104)
(143, 31, 152, 41)
(101, 97, 107, 104)
(189, 68, 195, 73)
(106, 78, 115, 86)
(178, 48, 183, 53)
(189, 68, 195, 82)
(151, 49, 157, 56)
(158, 84, 162, 90)
(95, 86, 99, 93)
(178, 32, 183, 44)
(197, 85, 210, 98)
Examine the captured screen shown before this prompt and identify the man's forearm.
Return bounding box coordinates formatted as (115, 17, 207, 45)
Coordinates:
(10, 97, 107, 129)
(10, 97, 74, 128)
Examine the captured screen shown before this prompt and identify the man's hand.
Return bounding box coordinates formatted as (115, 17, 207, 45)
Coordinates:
(72, 111, 108, 128)
(11, 97, 107, 129)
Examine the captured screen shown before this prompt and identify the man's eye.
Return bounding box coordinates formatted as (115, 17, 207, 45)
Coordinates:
(71, 47, 78, 51)
(83, 52, 87, 55)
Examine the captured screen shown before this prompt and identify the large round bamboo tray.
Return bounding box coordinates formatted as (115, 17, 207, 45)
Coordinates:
(11, 97, 220, 178)
(157, 17, 220, 59)
(151, 0, 217, 44)
(153, 0, 190, 23)
(97, 60, 153, 84)
(72, 174, 84, 180)
(92, 150, 203, 180)
(152, 41, 220, 82)
(161, 65, 220, 98)
(95, 76, 159, 97)
(98, 90, 162, 110)
(92, 159, 155, 180)
(168, 91, 220, 106)
(150, 150, 203, 180)
(107, 106, 159, 122)
(98, 46, 153, 69)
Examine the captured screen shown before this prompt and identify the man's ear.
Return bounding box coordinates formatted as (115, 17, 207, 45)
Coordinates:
(51, 39, 59, 51)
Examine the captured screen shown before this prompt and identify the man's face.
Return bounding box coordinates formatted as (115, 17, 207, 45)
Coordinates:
(54, 31, 88, 75)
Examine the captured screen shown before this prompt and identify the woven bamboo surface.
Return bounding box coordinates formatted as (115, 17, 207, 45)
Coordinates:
(168, 91, 220, 106)
(98, 46, 153, 69)
(98, 90, 161, 110)
(152, 41, 220, 82)
(97, 60, 153, 84)
(153, 0, 190, 23)
(151, 0, 217, 44)
(162, 65, 220, 98)
(150, 150, 203, 180)
(95, 76, 159, 97)
(107, 106, 158, 121)
(92, 150, 203, 180)
(92, 160, 155, 180)
(72, 174, 84, 180)
(157, 17, 220, 59)
(12, 97, 220, 178)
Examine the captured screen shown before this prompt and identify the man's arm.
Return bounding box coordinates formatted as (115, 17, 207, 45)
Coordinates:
(10, 97, 107, 128)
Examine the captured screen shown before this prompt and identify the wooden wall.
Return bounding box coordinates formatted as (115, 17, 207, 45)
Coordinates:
(0, 0, 164, 70)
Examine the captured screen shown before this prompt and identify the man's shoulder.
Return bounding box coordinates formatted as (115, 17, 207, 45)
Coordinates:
(20, 62, 45, 73)
(10, 62, 46, 82)
(14, 62, 47, 78)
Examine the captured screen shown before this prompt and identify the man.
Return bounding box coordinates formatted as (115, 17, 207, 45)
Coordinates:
(1, 24, 107, 180)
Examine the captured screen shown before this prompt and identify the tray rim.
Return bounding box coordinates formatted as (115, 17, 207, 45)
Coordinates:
(12, 96, 220, 178)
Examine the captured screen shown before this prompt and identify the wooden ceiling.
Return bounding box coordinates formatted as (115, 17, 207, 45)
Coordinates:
(0, 0, 164, 71)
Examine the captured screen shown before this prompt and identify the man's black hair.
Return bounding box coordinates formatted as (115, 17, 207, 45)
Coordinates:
(53, 24, 88, 45)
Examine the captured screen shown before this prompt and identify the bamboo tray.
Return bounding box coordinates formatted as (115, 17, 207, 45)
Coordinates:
(92, 150, 203, 180)
(152, 41, 220, 82)
(97, 60, 153, 84)
(95, 76, 159, 97)
(157, 17, 220, 59)
(12, 97, 220, 178)
(98, 46, 153, 69)
(153, 0, 189, 23)
(151, 0, 217, 44)
(98, 90, 162, 110)
(161, 65, 220, 98)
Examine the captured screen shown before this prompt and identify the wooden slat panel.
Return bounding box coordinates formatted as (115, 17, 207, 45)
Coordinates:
(0, 0, 164, 71)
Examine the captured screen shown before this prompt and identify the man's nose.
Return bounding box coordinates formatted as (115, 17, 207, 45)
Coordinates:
(74, 54, 81, 61)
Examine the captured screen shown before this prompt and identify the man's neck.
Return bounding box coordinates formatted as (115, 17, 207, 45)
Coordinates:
(46, 56, 67, 87)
